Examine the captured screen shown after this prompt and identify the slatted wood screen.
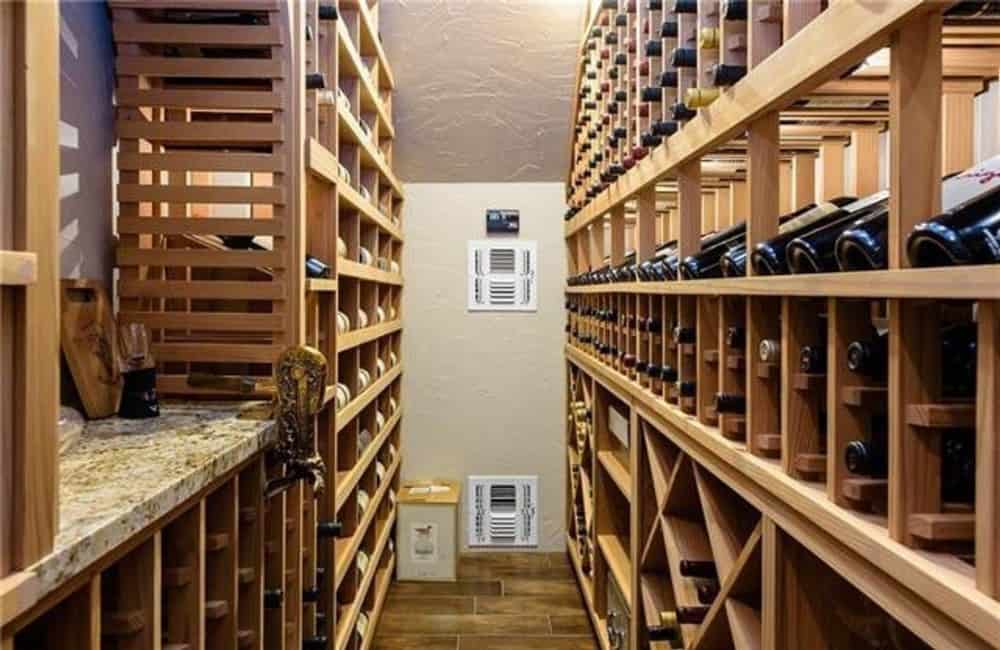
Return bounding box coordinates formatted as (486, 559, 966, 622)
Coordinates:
(110, 0, 302, 397)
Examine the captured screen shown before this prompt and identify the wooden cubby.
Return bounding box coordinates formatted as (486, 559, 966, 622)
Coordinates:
(564, 1, 1000, 648)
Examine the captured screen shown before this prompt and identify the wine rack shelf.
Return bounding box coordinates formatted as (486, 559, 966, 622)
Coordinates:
(564, 1, 1000, 648)
(4, 2, 404, 650)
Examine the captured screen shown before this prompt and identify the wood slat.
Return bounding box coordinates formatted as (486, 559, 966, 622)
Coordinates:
(119, 311, 285, 332)
(116, 88, 284, 110)
(119, 184, 284, 205)
(117, 120, 284, 144)
(118, 151, 285, 173)
(0, 251, 37, 286)
(116, 56, 282, 78)
(118, 279, 285, 300)
(117, 248, 284, 269)
(118, 217, 284, 237)
(152, 343, 283, 364)
(113, 22, 282, 46)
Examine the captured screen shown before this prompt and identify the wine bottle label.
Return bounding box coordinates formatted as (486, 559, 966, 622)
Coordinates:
(942, 153, 1000, 208)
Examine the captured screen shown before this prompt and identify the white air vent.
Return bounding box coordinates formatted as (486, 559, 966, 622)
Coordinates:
(468, 475, 538, 547)
(468, 241, 537, 311)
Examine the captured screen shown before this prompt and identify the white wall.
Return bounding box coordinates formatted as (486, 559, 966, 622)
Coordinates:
(401, 182, 567, 551)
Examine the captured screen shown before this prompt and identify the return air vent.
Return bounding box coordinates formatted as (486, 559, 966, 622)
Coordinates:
(468, 241, 537, 311)
(468, 476, 538, 547)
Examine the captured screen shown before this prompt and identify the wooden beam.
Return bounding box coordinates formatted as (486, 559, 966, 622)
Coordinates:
(818, 138, 846, 200)
(677, 160, 702, 263)
(850, 127, 881, 197)
(637, 186, 656, 261)
(941, 92, 974, 176)
(790, 152, 816, 210)
(977, 301, 1000, 597)
(747, 113, 780, 272)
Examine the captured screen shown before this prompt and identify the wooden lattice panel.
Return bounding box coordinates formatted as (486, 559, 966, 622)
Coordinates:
(111, 0, 298, 396)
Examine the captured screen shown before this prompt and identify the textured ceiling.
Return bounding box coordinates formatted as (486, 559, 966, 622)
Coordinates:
(380, 0, 584, 182)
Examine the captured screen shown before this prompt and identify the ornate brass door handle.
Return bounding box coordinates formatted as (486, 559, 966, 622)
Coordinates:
(265, 345, 328, 498)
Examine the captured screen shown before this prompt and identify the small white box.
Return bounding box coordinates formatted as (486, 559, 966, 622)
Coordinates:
(396, 479, 461, 582)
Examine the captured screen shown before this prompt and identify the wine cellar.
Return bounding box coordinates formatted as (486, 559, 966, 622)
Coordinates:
(564, 0, 1000, 648)
(5, 0, 1000, 649)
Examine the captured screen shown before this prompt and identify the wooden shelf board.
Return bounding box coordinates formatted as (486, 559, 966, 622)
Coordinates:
(725, 598, 763, 650)
(337, 104, 401, 193)
(337, 320, 402, 353)
(335, 505, 397, 650)
(338, 258, 403, 286)
(597, 450, 632, 503)
(358, 553, 397, 650)
(689, 525, 762, 650)
(333, 454, 401, 592)
(336, 20, 395, 142)
(306, 278, 337, 293)
(565, 345, 998, 648)
(842, 477, 889, 504)
(567, 534, 609, 650)
(564, 265, 1000, 300)
(330, 364, 401, 432)
(596, 533, 632, 609)
(792, 373, 826, 392)
(341, 0, 396, 90)
(908, 513, 975, 543)
(565, 1, 930, 236)
(306, 138, 402, 240)
(905, 403, 975, 428)
(842, 385, 887, 407)
(0, 250, 37, 286)
(334, 407, 402, 512)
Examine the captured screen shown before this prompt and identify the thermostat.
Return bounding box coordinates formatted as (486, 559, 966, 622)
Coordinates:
(486, 209, 519, 234)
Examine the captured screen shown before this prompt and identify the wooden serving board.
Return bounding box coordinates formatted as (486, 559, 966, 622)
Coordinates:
(60, 278, 121, 418)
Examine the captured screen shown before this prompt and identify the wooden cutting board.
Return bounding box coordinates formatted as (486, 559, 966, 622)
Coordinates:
(60, 278, 121, 418)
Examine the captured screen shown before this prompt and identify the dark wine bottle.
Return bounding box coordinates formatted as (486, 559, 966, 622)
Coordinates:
(907, 183, 1000, 267)
(941, 430, 975, 503)
(846, 331, 887, 377)
(646, 40, 663, 57)
(318, 3, 338, 20)
(799, 345, 826, 374)
(660, 70, 678, 88)
(781, 193, 889, 274)
(306, 72, 326, 90)
(941, 322, 977, 399)
(715, 393, 746, 414)
(264, 588, 283, 609)
(303, 636, 330, 650)
(710, 63, 746, 86)
(616, 12, 629, 27)
(834, 206, 891, 271)
(721, 0, 748, 20)
(672, 0, 698, 12)
(945, 1, 1000, 18)
(696, 580, 720, 604)
(720, 244, 747, 277)
(648, 612, 681, 642)
(317, 520, 343, 538)
(662, 21, 678, 38)
(673, 325, 696, 344)
(670, 47, 697, 67)
(652, 120, 678, 138)
(845, 435, 887, 477)
(661, 365, 679, 382)
(303, 586, 321, 603)
(602, 0, 618, 8)
(642, 86, 663, 103)
(679, 559, 717, 579)
(306, 254, 332, 279)
(678, 381, 697, 397)
(747, 196, 865, 275)
(725, 326, 745, 347)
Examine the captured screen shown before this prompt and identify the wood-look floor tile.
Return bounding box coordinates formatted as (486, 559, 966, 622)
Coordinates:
(475, 594, 587, 616)
(502, 577, 581, 597)
(391, 580, 502, 596)
(385, 596, 475, 615)
(458, 637, 597, 650)
(378, 614, 551, 636)
(373, 636, 458, 650)
(550, 613, 594, 635)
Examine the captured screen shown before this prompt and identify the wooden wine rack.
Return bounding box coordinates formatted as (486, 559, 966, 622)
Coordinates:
(565, 1, 1000, 649)
(3, 2, 404, 650)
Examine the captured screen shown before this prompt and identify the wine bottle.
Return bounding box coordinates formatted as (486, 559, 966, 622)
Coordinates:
(660, 70, 678, 88)
(846, 331, 887, 377)
(679, 559, 717, 578)
(941, 322, 977, 399)
(759, 339, 780, 363)
(845, 435, 887, 477)
(264, 589, 283, 609)
(318, 3, 338, 20)
(720, 244, 747, 276)
(306, 72, 326, 90)
(678, 381, 697, 397)
(642, 86, 663, 103)
(662, 365, 679, 382)
(303, 586, 321, 603)
(941, 430, 975, 503)
(616, 12, 629, 27)
(670, 47, 697, 67)
(714, 393, 746, 414)
(672, 0, 698, 12)
(744, 197, 862, 275)
(602, 0, 618, 8)
(696, 580, 720, 604)
(653, 120, 678, 137)
(799, 345, 826, 374)
(907, 183, 1000, 267)
(710, 63, 747, 86)
(673, 325, 696, 344)
(725, 326, 745, 347)
(303, 637, 329, 649)
(306, 254, 332, 279)
(699, 27, 719, 49)
(676, 606, 711, 624)
(662, 21, 678, 38)
(722, 0, 747, 20)
(317, 520, 343, 538)
(648, 611, 682, 643)
(787, 198, 890, 273)
(646, 40, 663, 57)
(945, 1, 1000, 18)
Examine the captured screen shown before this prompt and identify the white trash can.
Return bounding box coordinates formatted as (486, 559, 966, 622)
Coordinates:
(396, 479, 460, 582)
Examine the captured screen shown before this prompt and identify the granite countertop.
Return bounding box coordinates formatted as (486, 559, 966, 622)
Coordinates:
(26, 401, 275, 607)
